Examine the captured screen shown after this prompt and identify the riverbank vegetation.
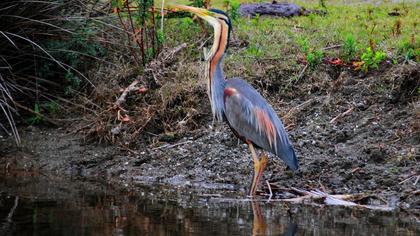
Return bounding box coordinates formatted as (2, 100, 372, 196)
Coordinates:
(1, 0, 418, 146)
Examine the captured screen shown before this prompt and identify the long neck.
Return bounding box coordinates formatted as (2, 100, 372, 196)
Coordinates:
(206, 21, 229, 121)
(207, 58, 226, 121)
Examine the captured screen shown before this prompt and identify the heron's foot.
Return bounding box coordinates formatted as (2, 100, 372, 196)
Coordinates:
(249, 153, 268, 197)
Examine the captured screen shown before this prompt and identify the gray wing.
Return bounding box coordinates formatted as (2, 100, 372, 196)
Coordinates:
(223, 79, 298, 170)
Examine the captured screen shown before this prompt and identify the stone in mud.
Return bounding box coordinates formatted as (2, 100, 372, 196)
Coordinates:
(334, 129, 352, 143)
(363, 145, 388, 163)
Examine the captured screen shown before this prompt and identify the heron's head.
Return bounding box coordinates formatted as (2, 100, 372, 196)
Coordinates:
(171, 5, 232, 60)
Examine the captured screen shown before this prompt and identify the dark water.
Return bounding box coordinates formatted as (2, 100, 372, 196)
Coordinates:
(0, 175, 418, 236)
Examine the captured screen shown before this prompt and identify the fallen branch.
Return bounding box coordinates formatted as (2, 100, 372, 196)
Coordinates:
(259, 186, 395, 211)
(115, 79, 141, 107)
(330, 107, 354, 124)
(240, 3, 302, 17)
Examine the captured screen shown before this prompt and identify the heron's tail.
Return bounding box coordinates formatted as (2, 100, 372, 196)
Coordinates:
(276, 142, 298, 171)
(287, 147, 299, 171)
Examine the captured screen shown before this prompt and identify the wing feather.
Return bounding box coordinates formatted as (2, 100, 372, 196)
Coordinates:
(223, 79, 298, 170)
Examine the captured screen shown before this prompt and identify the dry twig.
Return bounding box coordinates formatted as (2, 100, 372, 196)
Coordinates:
(152, 140, 193, 150)
(322, 44, 343, 51)
(296, 64, 308, 81)
(330, 107, 354, 124)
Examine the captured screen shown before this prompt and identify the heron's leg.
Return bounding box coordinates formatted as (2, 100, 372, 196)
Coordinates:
(247, 142, 261, 197)
(255, 153, 268, 189)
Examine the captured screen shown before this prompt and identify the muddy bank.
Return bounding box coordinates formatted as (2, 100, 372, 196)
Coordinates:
(0, 64, 419, 217)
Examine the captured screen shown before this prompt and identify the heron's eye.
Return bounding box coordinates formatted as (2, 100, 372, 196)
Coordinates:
(218, 17, 229, 25)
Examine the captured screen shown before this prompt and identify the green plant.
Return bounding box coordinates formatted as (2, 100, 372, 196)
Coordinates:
(190, 0, 208, 8)
(42, 101, 60, 115)
(42, 24, 105, 96)
(156, 29, 165, 46)
(26, 103, 44, 125)
(245, 44, 263, 58)
(296, 37, 310, 53)
(342, 34, 357, 61)
(307, 50, 324, 68)
(25, 101, 60, 125)
(360, 47, 386, 72)
(181, 17, 194, 29)
(319, 0, 327, 10)
(296, 37, 323, 68)
(398, 39, 418, 61)
(224, 0, 241, 21)
(251, 14, 260, 27)
(308, 14, 316, 25)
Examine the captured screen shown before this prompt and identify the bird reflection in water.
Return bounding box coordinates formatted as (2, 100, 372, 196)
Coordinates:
(251, 201, 297, 236)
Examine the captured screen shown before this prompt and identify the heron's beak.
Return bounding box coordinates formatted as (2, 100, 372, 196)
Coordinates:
(170, 5, 221, 61)
(170, 5, 215, 22)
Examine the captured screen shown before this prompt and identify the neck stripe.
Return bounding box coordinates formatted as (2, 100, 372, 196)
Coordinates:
(208, 20, 228, 89)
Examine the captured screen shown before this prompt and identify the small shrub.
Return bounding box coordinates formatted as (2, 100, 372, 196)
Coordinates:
(190, 0, 209, 8)
(42, 101, 60, 115)
(342, 34, 357, 62)
(360, 47, 386, 72)
(251, 14, 260, 27)
(224, 0, 241, 21)
(26, 103, 43, 125)
(296, 37, 310, 53)
(319, 0, 327, 10)
(0, 0, 98, 144)
(43, 24, 105, 96)
(307, 50, 324, 68)
(296, 37, 323, 68)
(111, 0, 159, 66)
(398, 39, 418, 61)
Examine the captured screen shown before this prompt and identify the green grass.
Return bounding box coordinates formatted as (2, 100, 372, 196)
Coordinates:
(164, 0, 419, 76)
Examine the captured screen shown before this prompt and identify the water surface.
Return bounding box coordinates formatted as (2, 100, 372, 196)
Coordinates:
(0, 175, 418, 236)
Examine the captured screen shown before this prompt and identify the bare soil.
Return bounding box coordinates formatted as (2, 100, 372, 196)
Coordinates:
(0, 63, 419, 216)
